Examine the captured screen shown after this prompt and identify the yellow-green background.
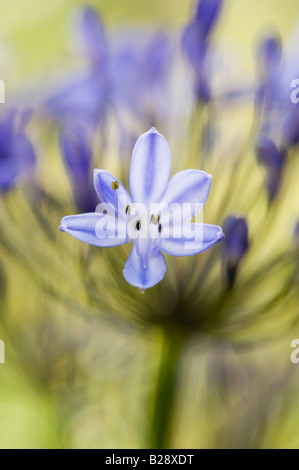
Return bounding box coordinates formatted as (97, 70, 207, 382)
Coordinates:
(0, 0, 299, 449)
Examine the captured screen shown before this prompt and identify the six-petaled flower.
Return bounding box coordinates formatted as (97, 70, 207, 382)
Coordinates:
(60, 127, 224, 289)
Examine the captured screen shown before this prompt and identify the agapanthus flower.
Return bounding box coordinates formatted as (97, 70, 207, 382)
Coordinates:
(0, 110, 36, 193)
(44, 7, 110, 129)
(43, 6, 172, 136)
(60, 128, 224, 289)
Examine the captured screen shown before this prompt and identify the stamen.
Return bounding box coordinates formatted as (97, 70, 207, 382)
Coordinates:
(111, 181, 119, 190)
(125, 204, 131, 215)
(150, 214, 160, 225)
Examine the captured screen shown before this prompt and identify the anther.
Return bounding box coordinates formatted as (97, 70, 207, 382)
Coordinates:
(150, 214, 160, 225)
(136, 220, 141, 231)
(111, 181, 119, 190)
(158, 223, 162, 234)
(125, 204, 131, 215)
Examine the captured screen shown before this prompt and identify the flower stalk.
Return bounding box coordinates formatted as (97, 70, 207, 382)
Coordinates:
(150, 327, 187, 449)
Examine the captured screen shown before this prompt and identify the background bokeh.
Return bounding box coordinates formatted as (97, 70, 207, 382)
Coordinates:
(1, 0, 299, 449)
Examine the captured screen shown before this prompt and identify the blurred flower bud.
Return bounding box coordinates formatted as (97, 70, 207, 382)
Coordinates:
(256, 135, 285, 202)
(194, 0, 224, 44)
(256, 32, 282, 80)
(221, 216, 249, 288)
(60, 120, 98, 213)
(78, 6, 109, 72)
(181, 0, 224, 102)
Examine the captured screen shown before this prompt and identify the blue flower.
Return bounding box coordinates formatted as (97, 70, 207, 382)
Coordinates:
(0, 111, 36, 193)
(60, 128, 224, 289)
(44, 7, 172, 134)
(181, 0, 224, 102)
(44, 6, 110, 128)
(221, 215, 249, 288)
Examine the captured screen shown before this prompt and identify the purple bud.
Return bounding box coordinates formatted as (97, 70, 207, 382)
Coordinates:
(256, 33, 282, 79)
(221, 216, 249, 288)
(182, 0, 223, 102)
(60, 120, 98, 213)
(182, 0, 223, 60)
(256, 135, 285, 201)
(78, 6, 109, 71)
(254, 33, 282, 108)
(195, 0, 224, 42)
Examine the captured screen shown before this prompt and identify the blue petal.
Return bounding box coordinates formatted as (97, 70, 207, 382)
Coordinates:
(60, 121, 93, 178)
(110, 33, 171, 122)
(93, 169, 132, 216)
(123, 245, 166, 289)
(162, 170, 212, 220)
(160, 223, 224, 256)
(129, 127, 171, 204)
(79, 6, 109, 71)
(60, 213, 128, 247)
(45, 74, 108, 126)
(13, 133, 36, 172)
(195, 0, 223, 40)
(0, 133, 36, 191)
(182, 21, 206, 65)
(182, 0, 223, 62)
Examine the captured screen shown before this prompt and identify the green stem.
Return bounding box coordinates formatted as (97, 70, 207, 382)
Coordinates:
(149, 328, 187, 449)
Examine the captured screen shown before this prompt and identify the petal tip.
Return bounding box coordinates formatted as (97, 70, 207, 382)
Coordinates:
(59, 220, 67, 232)
(93, 168, 101, 177)
(217, 228, 225, 241)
